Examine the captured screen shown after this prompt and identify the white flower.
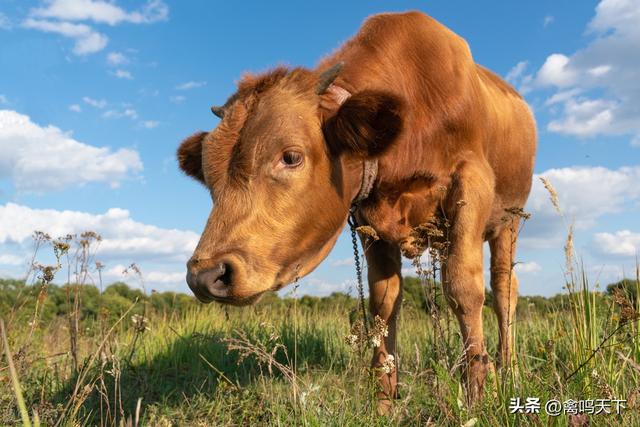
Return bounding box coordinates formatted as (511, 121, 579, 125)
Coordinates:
(370, 336, 382, 348)
(345, 334, 359, 348)
(381, 354, 395, 374)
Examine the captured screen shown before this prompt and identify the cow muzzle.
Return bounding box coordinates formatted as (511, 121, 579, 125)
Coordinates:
(186, 255, 268, 306)
(186, 261, 233, 303)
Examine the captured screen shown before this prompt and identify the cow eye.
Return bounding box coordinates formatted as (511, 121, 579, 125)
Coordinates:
(281, 151, 303, 167)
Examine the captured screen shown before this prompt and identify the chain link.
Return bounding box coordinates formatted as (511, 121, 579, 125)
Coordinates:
(348, 209, 369, 335)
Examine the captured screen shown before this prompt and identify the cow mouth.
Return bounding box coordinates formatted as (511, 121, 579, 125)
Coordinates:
(213, 293, 265, 306)
(193, 289, 266, 306)
(203, 279, 288, 306)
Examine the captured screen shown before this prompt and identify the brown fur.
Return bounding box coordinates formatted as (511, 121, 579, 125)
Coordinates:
(178, 11, 536, 412)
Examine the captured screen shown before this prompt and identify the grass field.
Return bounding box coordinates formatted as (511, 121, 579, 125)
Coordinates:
(1, 247, 639, 426)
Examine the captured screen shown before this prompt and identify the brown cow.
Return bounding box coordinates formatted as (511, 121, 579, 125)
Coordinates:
(177, 11, 536, 412)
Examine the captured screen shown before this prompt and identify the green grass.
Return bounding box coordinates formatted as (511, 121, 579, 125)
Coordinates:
(2, 273, 639, 426)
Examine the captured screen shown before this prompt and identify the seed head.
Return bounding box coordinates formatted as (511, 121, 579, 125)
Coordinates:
(540, 177, 561, 214)
(356, 225, 379, 241)
(564, 224, 574, 273)
(131, 314, 150, 333)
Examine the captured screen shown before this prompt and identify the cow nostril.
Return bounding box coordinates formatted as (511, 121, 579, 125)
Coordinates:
(196, 262, 233, 299)
(215, 262, 232, 287)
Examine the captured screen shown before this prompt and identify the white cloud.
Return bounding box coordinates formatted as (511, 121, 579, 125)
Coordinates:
(533, 0, 640, 142)
(23, 18, 108, 55)
(0, 12, 12, 30)
(73, 30, 108, 55)
(0, 109, 142, 192)
(82, 96, 107, 108)
(101, 264, 186, 290)
(0, 203, 197, 291)
(176, 81, 206, 90)
(103, 108, 138, 120)
(30, 0, 169, 26)
(0, 254, 25, 266)
(543, 15, 554, 27)
(594, 230, 640, 257)
(24, 1, 168, 56)
(504, 61, 534, 94)
(296, 276, 355, 297)
(593, 265, 629, 286)
(547, 98, 617, 137)
(112, 69, 133, 79)
(589, 0, 640, 34)
(506, 61, 528, 84)
(69, 104, 81, 112)
(514, 261, 542, 274)
(139, 88, 159, 97)
(537, 54, 578, 87)
(330, 257, 354, 267)
(145, 270, 185, 284)
(0, 95, 8, 105)
(588, 65, 612, 77)
(141, 120, 159, 129)
(0, 203, 198, 263)
(522, 165, 640, 248)
(544, 88, 582, 106)
(401, 267, 416, 277)
(169, 95, 186, 104)
(107, 51, 128, 66)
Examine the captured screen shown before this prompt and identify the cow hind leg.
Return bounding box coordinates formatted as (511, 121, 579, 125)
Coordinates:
(363, 238, 402, 415)
(489, 221, 520, 368)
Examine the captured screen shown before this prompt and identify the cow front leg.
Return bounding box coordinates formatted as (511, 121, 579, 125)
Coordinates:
(442, 159, 494, 404)
(363, 238, 402, 415)
(443, 244, 489, 404)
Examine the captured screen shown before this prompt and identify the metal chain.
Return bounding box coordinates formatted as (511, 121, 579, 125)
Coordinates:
(348, 208, 369, 335)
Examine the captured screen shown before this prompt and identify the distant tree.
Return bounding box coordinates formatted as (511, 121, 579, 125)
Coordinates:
(0, 278, 26, 312)
(150, 291, 195, 315)
(101, 291, 136, 321)
(298, 295, 320, 309)
(56, 284, 101, 319)
(104, 282, 146, 302)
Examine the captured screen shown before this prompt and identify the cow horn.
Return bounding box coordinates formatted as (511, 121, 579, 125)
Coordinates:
(211, 105, 225, 118)
(316, 62, 344, 94)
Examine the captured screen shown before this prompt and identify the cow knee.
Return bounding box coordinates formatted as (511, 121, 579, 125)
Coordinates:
(444, 267, 485, 315)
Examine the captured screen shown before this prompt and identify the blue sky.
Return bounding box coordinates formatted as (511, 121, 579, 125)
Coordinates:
(0, 0, 638, 297)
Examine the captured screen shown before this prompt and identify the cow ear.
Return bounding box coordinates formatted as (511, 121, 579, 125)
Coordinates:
(177, 131, 207, 184)
(323, 90, 403, 158)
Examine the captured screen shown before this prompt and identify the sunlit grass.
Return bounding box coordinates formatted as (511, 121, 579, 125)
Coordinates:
(2, 274, 639, 426)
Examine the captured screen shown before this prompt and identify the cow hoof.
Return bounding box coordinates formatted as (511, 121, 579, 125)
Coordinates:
(464, 353, 490, 405)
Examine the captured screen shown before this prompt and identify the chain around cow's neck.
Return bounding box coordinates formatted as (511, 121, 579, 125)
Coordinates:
(348, 158, 378, 334)
(348, 209, 369, 335)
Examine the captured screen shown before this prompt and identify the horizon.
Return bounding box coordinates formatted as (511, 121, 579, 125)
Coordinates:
(1, 0, 639, 298)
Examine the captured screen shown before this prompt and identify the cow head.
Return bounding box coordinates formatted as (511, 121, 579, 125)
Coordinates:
(177, 64, 403, 305)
